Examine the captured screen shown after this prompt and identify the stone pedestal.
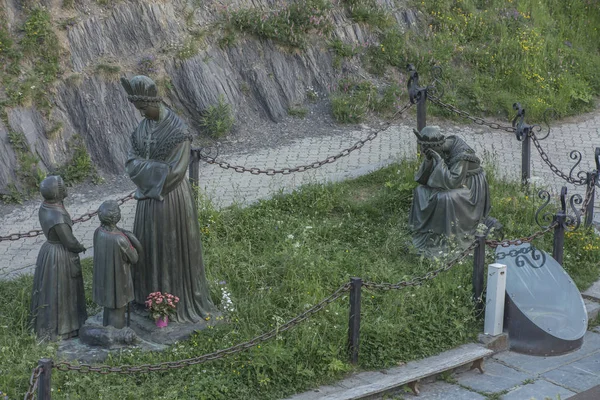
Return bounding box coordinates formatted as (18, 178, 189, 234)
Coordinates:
(57, 306, 224, 363)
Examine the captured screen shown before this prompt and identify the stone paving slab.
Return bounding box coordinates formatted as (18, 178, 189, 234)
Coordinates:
(402, 381, 485, 400)
(542, 351, 600, 393)
(454, 359, 534, 395)
(501, 378, 576, 400)
(493, 331, 600, 375)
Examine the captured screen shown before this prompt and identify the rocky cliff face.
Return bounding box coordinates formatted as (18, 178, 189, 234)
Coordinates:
(0, 0, 416, 193)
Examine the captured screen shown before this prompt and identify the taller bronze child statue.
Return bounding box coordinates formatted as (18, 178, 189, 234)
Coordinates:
(121, 75, 217, 322)
(31, 175, 88, 340)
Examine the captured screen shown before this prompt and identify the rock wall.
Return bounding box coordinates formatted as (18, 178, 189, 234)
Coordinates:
(0, 0, 417, 192)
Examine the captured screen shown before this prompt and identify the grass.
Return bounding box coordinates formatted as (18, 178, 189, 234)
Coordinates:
(215, 0, 600, 121)
(222, 0, 333, 49)
(1, 160, 599, 399)
(287, 106, 308, 118)
(369, 0, 600, 121)
(331, 79, 406, 123)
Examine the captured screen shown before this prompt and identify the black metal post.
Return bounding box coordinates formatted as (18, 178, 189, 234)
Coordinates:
(585, 171, 596, 229)
(189, 148, 200, 201)
(522, 131, 531, 186)
(416, 94, 427, 132)
(553, 212, 566, 265)
(472, 234, 486, 313)
(38, 358, 52, 400)
(347, 277, 362, 365)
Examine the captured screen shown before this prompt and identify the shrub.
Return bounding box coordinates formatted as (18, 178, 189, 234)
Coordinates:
(200, 95, 235, 138)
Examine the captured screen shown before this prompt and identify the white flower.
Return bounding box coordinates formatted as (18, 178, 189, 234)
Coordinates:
(287, 234, 294, 239)
(294, 242, 301, 248)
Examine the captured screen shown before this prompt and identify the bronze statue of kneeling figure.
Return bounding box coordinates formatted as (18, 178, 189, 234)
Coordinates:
(409, 126, 494, 256)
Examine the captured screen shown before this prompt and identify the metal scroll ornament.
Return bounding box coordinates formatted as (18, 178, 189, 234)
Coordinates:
(535, 186, 582, 231)
(496, 246, 546, 269)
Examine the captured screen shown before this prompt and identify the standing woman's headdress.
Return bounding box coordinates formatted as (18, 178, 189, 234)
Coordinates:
(120, 75, 162, 104)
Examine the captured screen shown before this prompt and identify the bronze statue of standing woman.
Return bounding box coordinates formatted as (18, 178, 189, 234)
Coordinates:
(120, 75, 217, 322)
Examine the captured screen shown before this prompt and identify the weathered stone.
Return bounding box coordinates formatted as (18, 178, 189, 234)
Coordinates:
(478, 332, 509, 353)
(0, 0, 419, 192)
(79, 325, 138, 348)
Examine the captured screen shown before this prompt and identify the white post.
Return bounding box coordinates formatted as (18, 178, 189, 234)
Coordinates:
(484, 263, 507, 336)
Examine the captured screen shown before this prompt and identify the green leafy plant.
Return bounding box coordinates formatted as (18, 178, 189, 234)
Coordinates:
(54, 135, 94, 185)
(200, 95, 235, 138)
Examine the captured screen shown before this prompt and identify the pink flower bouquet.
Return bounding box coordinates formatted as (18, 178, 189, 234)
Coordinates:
(145, 292, 180, 322)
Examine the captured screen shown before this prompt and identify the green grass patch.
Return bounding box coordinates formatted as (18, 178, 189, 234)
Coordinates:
(2, 161, 599, 399)
(366, 0, 600, 121)
(222, 0, 333, 49)
(287, 106, 308, 118)
(331, 79, 406, 123)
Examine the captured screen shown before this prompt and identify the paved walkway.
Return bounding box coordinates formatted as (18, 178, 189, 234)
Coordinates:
(287, 328, 600, 400)
(1, 110, 600, 279)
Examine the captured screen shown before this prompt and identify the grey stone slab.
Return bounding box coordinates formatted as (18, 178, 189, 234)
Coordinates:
(455, 360, 533, 394)
(410, 381, 486, 400)
(494, 332, 600, 374)
(501, 379, 575, 400)
(583, 281, 600, 302)
(585, 299, 600, 322)
(542, 351, 600, 392)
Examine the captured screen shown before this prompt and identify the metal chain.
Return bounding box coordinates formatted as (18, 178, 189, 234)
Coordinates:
(200, 102, 414, 175)
(530, 132, 587, 185)
(580, 173, 596, 214)
(0, 191, 135, 243)
(23, 365, 43, 400)
(429, 98, 516, 133)
(53, 283, 350, 374)
(362, 240, 478, 290)
(485, 222, 557, 248)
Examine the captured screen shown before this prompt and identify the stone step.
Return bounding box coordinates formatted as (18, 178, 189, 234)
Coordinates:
(583, 281, 600, 302)
(286, 343, 493, 400)
(585, 298, 600, 323)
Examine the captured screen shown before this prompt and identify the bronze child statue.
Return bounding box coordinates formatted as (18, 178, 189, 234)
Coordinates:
(409, 126, 491, 256)
(31, 175, 87, 340)
(93, 200, 142, 329)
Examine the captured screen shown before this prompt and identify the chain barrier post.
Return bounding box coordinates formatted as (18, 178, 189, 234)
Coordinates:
(585, 148, 600, 228)
(347, 277, 362, 365)
(472, 235, 486, 313)
(585, 171, 596, 229)
(553, 211, 566, 266)
(407, 64, 427, 133)
(38, 359, 52, 400)
(522, 130, 531, 186)
(512, 103, 532, 186)
(189, 148, 201, 201)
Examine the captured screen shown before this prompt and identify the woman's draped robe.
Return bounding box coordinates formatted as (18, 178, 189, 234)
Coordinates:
(409, 136, 491, 255)
(126, 106, 217, 322)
